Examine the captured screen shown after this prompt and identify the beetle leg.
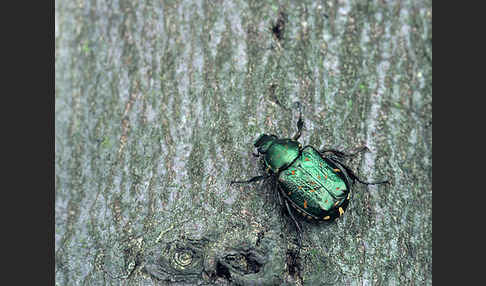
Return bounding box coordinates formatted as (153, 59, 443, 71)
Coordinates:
(319, 146, 369, 159)
(313, 145, 390, 185)
(292, 102, 304, 140)
(276, 184, 283, 207)
(264, 178, 282, 214)
(230, 174, 270, 185)
(284, 200, 302, 257)
(337, 161, 390, 186)
(269, 179, 282, 207)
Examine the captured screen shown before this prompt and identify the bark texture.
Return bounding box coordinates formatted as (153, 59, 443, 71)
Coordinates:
(55, 0, 432, 285)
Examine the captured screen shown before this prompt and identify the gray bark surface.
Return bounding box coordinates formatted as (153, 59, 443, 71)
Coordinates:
(55, 0, 432, 285)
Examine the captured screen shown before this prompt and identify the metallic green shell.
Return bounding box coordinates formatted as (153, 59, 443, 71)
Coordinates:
(278, 146, 351, 220)
(262, 139, 300, 173)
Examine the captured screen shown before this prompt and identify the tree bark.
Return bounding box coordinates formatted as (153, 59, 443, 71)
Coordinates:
(55, 0, 432, 285)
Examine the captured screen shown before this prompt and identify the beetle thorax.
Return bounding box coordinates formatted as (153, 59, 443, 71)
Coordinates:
(263, 139, 301, 173)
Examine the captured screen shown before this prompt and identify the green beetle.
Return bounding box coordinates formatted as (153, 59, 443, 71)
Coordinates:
(231, 103, 389, 245)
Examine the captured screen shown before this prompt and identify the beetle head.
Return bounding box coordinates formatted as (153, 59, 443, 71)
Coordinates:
(254, 134, 277, 154)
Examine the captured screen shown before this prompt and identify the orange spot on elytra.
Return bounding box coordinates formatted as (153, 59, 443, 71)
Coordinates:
(336, 187, 340, 190)
(304, 200, 308, 208)
(310, 189, 315, 193)
(291, 170, 296, 175)
(305, 157, 310, 161)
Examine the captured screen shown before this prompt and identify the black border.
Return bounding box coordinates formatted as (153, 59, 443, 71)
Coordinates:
(433, 2, 485, 284)
(50, 0, 55, 283)
(3, 0, 53, 284)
